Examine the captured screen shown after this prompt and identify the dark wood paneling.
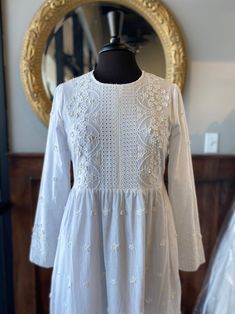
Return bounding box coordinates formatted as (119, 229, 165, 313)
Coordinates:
(180, 155, 235, 313)
(8, 153, 235, 314)
(8, 154, 46, 314)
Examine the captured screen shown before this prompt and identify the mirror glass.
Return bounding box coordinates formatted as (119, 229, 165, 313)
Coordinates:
(41, 2, 165, 99)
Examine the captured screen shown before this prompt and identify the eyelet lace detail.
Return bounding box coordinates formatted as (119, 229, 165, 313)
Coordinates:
(64, 72, 170, 191)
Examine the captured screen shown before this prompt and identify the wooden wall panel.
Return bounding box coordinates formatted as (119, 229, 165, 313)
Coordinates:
(180, 156, 235, 313)
(8, 154, 47, 314)
(7, 153, 235, 314)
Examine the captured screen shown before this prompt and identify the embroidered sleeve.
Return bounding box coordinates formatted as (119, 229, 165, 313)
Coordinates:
(29, 83, 71, 268)
(167, 83, 206, 271)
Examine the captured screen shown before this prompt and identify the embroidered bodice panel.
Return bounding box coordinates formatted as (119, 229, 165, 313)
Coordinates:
(60, 70, 172, 191)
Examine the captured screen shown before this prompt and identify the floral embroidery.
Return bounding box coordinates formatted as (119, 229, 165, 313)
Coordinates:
(30, 223, 53, 265)
(111, 242, 120, 251)
(74, 208, 82, 215)
(160, 239, 166, 247)
(64, 71, 170, 190)
(129, 275, 136, 284)
(83, 280, 90, 288)
(90, 209, 97, 216)
(120, 209, 127, 215)
(128, 243, 135, 250)
(136, 75, 170, 188)
(83, 243, 91, 252)
(110, 278, 117, 285)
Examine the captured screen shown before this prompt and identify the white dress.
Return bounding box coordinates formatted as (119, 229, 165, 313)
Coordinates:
(29, 70, 206, 314)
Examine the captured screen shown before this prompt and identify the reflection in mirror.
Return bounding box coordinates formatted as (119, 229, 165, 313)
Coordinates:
(42, 2, 165, 99)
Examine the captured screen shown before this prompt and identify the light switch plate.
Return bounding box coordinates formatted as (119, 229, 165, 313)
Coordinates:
(204, 133, 219, 153)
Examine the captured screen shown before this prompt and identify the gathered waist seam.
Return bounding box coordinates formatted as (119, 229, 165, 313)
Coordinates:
(70, 184, 164, 193)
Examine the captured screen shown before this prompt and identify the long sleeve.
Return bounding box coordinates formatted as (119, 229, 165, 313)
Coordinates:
(29, 83, 71, 268)
(168, 83, 206, 271)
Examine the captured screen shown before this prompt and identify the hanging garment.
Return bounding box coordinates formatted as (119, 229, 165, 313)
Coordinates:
(29, 70, 206, 314)
(193, 198, 235, 314)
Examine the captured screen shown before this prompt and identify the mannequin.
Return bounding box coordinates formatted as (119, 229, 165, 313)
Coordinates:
(93, 10, 142, 84)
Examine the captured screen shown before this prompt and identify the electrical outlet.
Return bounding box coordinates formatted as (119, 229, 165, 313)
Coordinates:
(204, 133, 219, 153)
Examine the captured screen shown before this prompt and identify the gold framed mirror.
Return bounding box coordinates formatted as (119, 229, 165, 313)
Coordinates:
(20, 0, 187, 127)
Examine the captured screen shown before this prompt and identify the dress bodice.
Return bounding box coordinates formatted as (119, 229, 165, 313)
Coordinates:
(60, 70, 172, 191)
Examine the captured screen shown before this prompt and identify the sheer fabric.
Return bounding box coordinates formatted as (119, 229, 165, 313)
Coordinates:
(194, 199, 235, 314)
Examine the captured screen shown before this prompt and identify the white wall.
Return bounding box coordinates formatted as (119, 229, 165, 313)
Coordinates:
(2, 0, 48, 153)
(2, 0, 235, 154)
(163, 0, 235, 154)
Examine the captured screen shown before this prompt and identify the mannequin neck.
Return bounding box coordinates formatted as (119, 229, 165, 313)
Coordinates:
(93, 50, 142, 84)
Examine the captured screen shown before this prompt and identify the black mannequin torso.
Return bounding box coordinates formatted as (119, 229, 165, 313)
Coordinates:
(93, 50, 142, 84)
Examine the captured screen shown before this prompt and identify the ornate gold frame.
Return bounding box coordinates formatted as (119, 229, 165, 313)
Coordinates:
(20, 0, 187, 127)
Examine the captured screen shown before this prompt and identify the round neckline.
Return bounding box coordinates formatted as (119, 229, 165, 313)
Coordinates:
(90, 69, 145, 87)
